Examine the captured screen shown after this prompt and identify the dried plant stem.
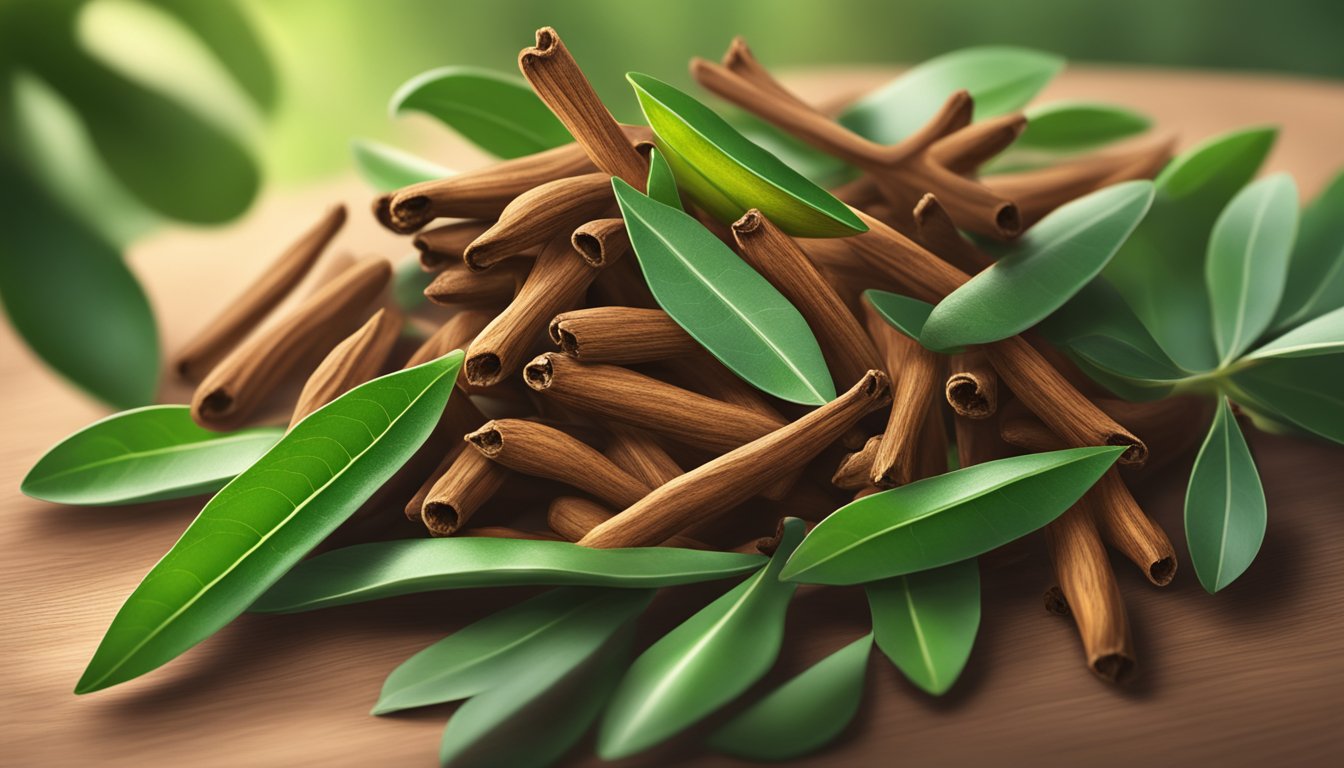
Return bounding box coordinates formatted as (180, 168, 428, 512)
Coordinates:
(413, 220, 494, 272)
(465, 419, 651, 508)
(289, 308, 402, 428)
(424, 261, 527, 307)
(404, 443, 465, 521)
(1000, 395, 1206, 472)
(422, 447, 511, 536)
(929, 113, 1028, 174)
(986, 139, 1174, 226)
(946, 349, 999, 419)
(464, 173, 615, 270)
(579, 371, 889, 548)
(912, 193, 992, 274)
(549, 306, 698, 364)
(548, 496, 705, 548)
(672, 351, 791, 428)
(191, 258, 390, 431)
(572, 217, 630, 267)
(954, 410, 1009, 471)
(603, 423, 683, 486)
(405, 309, 494, 370)
(519, 27, 647, 186)
(176, 205, 345, 380)
(524, 353, 786, 453)
(1087, 469, 1177, 586)
(733, 209, 882, 386)
(864, 302, 943, 487)
(832, 435, 881, 491)
(1046, 504, 1136, 683)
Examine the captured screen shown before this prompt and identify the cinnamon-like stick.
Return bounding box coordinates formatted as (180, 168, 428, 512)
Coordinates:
(603, 423, 682, 486)
(732, 209, 882, 386)
(413, 220, 494, 271)
(459, 526, 562, 541)
(176, 205, 345, 380)
(1089, 469, 1177, 586)
(548, 496, 705, 548)
(864, 302, 943, 488)
(465, 419, 651, 509)
(404, 443, 465, 521)
(946, 349, 999, 419)
(912, 193, 992, 274)
(422, 447, 511, 536)
(549, 306, 697, 364)
(832, 435, 881, 491)
(424, 261, 527, 307)
(578, 370, 889, 548)
(1046, 504, 1136, 683)
(405, 309, 494, 370)
(572, 217, 630, 267)
(289, 307, 402, 428)
(191, 257, 390, 431)
(463, 173, 614, 270)
(524, 353, 786, 453)
(929, 113, 1028, 174)
(985, 139, 1174, 226)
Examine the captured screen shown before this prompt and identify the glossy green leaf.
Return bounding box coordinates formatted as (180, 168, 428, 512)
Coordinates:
(75, 352, 464, 694)
(1230, 354, 1344, 445)
(781, 447, 1124, 585)
(1016, 102, 1151, 152)
(1206, 174, 1299, 365)
(439, 622, 635, 768)
(351, 139, 451, 191)
(375, 588, 651, 715)
(597, 518, 806, 759)
(21, 405, 281, 506)
(707, 634, 872, 761)
(866, 559, 980, 695)
(1246, 306, 1344, 360)
(1064, 335, 1184, 400)
(0, 161, 158, 409)
(253, 538, 765, 613)
(862, 289, 958, 351)
(390, 66, 571, 159)
(921, 181, 1154, 350)
(645, 146, 681, 209)
(840, 47, 1064, 145)
(1185, 398, 1267, 592)
(628, 72, 865, 237)
(1273, 170, 1344, 330)
(1104, 127, 1277, 372)
(734, 113, 851, 188)
(147, 0, 278, 112)
(613, 178, 836, 405)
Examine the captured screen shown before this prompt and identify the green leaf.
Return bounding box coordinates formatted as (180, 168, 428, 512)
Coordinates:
(840, 47, 1064, 145)
(1103, 127, 1277, 372)
(862, 289, 955, 350)
(0, 161, 158, 409)
(597, 518, 806, 759)
(1230, 354, 1344, 445)
(921, 181, 1154, 350)
(1064, 335, 1184, 399)
(612, 178, 836, 405)
(707, 634, 872, 761)
(252, 538, 765, 613)
(1206, 174, 1299, 366)
(74, 352, 464, 694)
(627, 72, 865, 237)
(375, 588, 650, 715)
(1246, 306, 1344, 360)
(645, 146, 681, 209)
(147, 0, 278, 112)
(781, 447, 1124, 585)
(439, 622, 635, 768)
(390, 66, 572, 159)
(21, 405, 281, 506)
(1185, 398, 1266, 592)
(1273, 170, 1344, 330)
(351, 139, 451, 191)
(1015, 101, 1151, 152)
(866, 559, 980, 695)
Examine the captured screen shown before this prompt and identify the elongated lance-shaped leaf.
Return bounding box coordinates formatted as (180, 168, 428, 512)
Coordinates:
(1014, 101, 1152, 152)
(921, 181, 1154, 350)
(75, 352, 464, 694)
(252, 538, 764, 613)
(439, 623, 636, 768)
(627, 72, 865, 237)
(612, 178, 836, 405)
(1103, 126, 1277, 372)
(376, 588, 651, 715)
(645, 146, 681, 209)
(1206, 173, 1299, 365)
(707, 634, 872, 761)
(1185, 398, 1267, 592)
(148, 0, 278, 112)
(351, 139, 451, 191)
(863, 289, 964, 353)
(1273, 169, 1344, 330)
(1246, 305, 1344, 361)
(390, 66, 572, 159)
(1231, 353, 1344, 446)
(841, 47, 1063, 145)
(598, 518, 807, 759)
(866, 559, 980, 695)
(22, 405, 280, 506)
(781, 447, 1125, 585)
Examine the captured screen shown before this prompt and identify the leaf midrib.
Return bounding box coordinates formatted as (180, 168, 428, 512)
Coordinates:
(27, 430, 277, 488)
(901, 576, 939, 691)
(1219, 188, 1276, 365)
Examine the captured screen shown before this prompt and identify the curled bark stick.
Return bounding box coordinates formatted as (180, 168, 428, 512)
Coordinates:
(423, 261, 527, 307)
(463, 173, 614, 270)
(422, 447, 511, 536)
(572, 217, 630, 267)
(405, 309, 494, 370)
(549, 307, 698, 364)
(413, 220, 494, 272)
(548, 496, 705, 548)
(946, 349, 999, 419)
(289, 307, 402, 428)
(1046, 504, 1136, 683)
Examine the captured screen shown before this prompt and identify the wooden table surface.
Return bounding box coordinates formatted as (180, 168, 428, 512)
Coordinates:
(3, 69, 1343, 767)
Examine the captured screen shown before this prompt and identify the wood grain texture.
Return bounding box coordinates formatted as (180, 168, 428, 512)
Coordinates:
(3, 69, 1343, 767)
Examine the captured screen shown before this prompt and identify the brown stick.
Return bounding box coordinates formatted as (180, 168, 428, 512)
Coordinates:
(832, 435, 881, 491)
(572, 217, 630, 267)
(405, 309, 494, 370)
(289, 307, 402, 428)
(985, 138, 1174, 226)
(912, 193, 992, 274)
(404, 443, 465, 521)
(459, 526, 563, 541)
(424, 261, 527, 307)
(863, 302, 942, 488)
(602, 423, 683, 487)
(413, 220, 494, 272)
(176, 205, 345, 380)
(946, 349, 999, 419)
(1088, 469, 1177, 586)
(547, 496, 706, 548)
(190, 257, 390, 431)
(929, 113, 1028, 174)
(1046, 504, 1136, 683)
(732, 209, 882, 387)
(549, 306, 698, 365)
(578, 371, 889, 548)
(422, 448, 511, 536)
(463, 173, 614, 270)
(954, 410, 1009, 471)
(524, 353, 786, 453)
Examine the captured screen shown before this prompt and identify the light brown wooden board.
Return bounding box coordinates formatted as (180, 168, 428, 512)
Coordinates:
(2, 69, 1342, 767)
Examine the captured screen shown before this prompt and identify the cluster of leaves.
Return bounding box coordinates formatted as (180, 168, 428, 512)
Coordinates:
(0, 0, 271, 408)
